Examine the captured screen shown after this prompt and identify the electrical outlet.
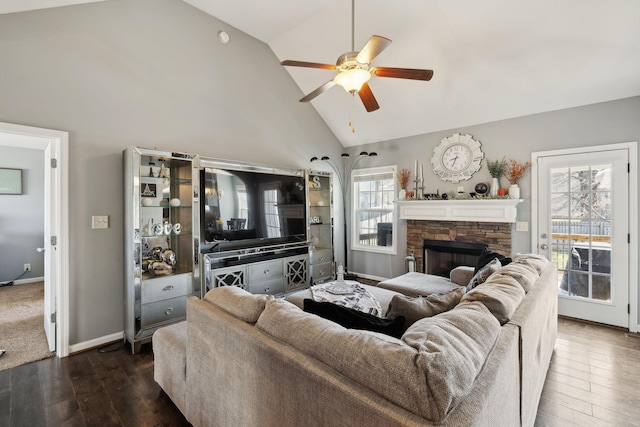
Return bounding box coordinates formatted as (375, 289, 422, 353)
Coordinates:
(24, 263, 31, 272)
(516, 221, 529, 232)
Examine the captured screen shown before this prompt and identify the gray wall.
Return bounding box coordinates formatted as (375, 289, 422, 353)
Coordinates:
(0, 146, 45, 282)
(0, 0, 343, 344)
(1, 0, 638, 342)
(348, 96, 640, 320)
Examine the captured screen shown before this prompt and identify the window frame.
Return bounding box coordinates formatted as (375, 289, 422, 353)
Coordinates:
(350, 165, 397, 255)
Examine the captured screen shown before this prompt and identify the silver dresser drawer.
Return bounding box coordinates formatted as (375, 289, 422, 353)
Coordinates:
(312, 249, 333, 265)
(248, 259, 283, 283)
(247, 277, 285, 296)
(312, 262, 333, 282)
(141, 296, 187, 327)
(142, 273, 192, 304)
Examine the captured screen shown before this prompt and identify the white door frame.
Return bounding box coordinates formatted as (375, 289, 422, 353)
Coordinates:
(532, 141, 638, 332)
(0, 121, 70, 357)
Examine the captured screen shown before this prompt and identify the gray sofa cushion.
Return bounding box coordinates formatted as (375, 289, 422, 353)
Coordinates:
(493, 260, 540, 293)
(203, 286, 273, 323)
(377, 272, 461, 297)
(402, 301, 501, 420)
(256, 298, 500, 422)
(461, 273, 526, 325)
(513, 253, 550, 274)
(153, 321, 187, 415)
(387, 287, 464, 329)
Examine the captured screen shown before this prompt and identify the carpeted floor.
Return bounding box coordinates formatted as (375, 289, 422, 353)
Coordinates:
(0, 281, 55, 371)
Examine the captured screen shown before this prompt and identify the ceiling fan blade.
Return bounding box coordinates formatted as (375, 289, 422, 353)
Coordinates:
(357, 82, 380, 112)
(372, 66, 434, 81)
(281, 60, 336, 70)
(356, 35, 392, 64)
(299, 80, 337, 102)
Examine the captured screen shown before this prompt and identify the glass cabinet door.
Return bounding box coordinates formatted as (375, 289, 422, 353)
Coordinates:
(308, 171, 334, 283)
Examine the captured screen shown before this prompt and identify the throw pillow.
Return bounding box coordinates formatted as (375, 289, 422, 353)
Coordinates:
(466, 257, 502, 292)
(474, 249, 512, 274)
(386, 287, 464, 330)
(303, 299, 406, 339)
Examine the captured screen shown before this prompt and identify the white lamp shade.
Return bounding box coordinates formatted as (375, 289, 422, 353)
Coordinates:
(334, 69, 371, 93)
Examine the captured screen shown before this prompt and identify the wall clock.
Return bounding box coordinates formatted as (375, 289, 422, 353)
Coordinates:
(431, 133, 484, 183)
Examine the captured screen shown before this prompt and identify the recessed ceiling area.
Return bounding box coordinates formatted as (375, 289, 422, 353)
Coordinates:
(4, 0, 640, 147)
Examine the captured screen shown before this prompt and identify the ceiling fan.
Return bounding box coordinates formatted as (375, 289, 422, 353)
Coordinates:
(281, 0, 433, 112)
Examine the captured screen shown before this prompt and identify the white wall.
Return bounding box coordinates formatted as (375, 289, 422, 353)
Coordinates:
(0, 0, 343, 344)
(0, 146, 45, 282)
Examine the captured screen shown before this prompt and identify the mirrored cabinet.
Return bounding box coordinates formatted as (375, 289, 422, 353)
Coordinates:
(123, 146, 200, 353)
(308, 171, 334, 283)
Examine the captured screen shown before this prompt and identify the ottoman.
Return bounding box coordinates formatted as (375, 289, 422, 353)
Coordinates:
(377, 268, 473, 297)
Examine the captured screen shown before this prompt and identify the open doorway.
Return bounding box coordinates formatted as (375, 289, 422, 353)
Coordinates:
(0, 121, 69, 357)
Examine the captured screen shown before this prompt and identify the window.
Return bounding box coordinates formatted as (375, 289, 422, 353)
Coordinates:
(261, 183, 281, 238)
(351, 166, 396, 254)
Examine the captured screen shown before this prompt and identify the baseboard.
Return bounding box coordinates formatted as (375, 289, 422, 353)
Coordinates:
(351, 271, 388, 282)
(68, 331, 124, 355)
(1, 276, 45, 285)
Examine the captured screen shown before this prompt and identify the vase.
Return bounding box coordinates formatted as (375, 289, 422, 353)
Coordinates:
(399, 189, 407, 200)
(490, 177, 499, 197)
(509, 184, 520, 199)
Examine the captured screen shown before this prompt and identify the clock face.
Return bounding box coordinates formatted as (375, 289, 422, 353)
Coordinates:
(441, 144, 472, 173)
(431, 133, 484, 183)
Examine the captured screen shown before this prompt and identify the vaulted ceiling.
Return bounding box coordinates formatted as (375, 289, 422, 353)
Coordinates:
(3, 0, 640, 147)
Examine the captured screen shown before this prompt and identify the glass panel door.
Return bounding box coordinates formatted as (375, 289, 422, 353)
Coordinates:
(536, 149, 629, 328)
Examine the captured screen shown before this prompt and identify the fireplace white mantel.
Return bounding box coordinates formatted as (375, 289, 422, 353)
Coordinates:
(397, 199, 522, 223)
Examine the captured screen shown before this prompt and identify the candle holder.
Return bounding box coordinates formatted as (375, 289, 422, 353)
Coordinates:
(413, 179, 424, 199)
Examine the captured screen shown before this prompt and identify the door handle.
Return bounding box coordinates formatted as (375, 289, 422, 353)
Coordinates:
(540, 244, 548, 250)
(37, 247, 45, 253)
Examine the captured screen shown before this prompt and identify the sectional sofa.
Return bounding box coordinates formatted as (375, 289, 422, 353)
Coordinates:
(154, 254, 557, 426)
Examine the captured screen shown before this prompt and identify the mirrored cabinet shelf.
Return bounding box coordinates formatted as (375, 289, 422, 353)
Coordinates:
(124, 146, 200, 353)
(308, 171, 334, 284)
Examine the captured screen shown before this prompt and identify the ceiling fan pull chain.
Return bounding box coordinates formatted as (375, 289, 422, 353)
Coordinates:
(349, 92, 356, 133)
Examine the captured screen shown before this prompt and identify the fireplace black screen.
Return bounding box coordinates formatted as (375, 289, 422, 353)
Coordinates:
(422, 239, 488, 277)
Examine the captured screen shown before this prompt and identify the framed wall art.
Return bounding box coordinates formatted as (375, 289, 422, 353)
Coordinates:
(0, 168, 22, 195)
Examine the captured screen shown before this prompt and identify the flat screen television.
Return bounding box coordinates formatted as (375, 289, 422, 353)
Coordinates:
(200, 159, 307, 253)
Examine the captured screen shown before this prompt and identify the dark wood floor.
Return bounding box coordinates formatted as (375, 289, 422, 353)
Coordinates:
(2, 317, 640, 426)
(0, 341, 190, 427)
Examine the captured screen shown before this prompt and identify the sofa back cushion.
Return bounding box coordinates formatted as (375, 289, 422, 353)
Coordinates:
(461, 272, 526, 325)
(256, 298, 500, 422)
(386, 287, 464, 330)
(203, 286, 273, 323)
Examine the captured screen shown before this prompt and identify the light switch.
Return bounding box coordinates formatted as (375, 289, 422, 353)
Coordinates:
(516, 221, 528, 232)
(92, 215, 109, 229)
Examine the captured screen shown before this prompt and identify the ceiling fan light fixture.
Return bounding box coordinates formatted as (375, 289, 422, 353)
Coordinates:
(334, 69, 371, 93)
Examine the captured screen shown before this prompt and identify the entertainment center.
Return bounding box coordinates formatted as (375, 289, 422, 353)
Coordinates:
(123, 147, 334, 352)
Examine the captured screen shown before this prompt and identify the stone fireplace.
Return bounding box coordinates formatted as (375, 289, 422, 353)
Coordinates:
(398, 199, 520, 274)
(407, 220, 513, 274)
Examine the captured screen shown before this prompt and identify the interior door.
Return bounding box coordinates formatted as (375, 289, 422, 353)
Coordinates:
(43, 143, 56, 351)
(536, 148, 629, 328)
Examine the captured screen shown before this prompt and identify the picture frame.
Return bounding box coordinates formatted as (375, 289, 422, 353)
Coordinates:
(0, 168, 22, 195)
